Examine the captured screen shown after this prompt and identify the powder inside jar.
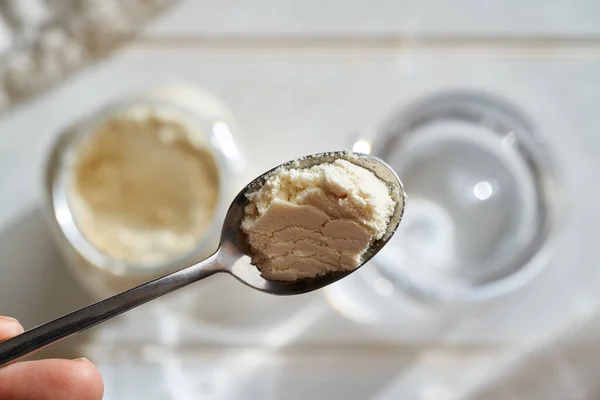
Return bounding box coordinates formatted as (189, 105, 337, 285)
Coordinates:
(69, 109, 220, 265)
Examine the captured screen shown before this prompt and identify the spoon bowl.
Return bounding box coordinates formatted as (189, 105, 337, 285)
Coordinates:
(221, 151, 406, 294)
(0, 151, 405, 366)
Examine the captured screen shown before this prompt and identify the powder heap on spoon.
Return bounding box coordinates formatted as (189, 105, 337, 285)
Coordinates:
(241, 156, 396, 281)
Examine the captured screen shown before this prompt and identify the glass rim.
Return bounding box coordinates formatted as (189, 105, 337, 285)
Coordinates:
(366, 90, 564, 302)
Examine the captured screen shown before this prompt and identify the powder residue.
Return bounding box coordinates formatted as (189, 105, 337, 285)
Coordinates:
(241, 158, 395, 281)
(69, 109, 220, 265)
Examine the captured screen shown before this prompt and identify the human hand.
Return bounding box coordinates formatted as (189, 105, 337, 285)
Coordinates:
(0, 316, 104, 400)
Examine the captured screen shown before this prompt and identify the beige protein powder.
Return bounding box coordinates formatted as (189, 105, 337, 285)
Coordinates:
(241, 158, 396, 281)
(69, 108, 220, 266)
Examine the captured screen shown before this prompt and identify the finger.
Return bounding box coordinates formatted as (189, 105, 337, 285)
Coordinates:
(0, 358, 104, 400)
(0, 316, 24, 341)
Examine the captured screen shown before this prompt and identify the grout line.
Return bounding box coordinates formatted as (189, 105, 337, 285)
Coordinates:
(127, 34, 600, 58)
(134, 34, 600, 49)
(75, 341, 507, 356)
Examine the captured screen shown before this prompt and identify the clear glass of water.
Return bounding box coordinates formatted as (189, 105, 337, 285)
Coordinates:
(325, 91, 560, 325)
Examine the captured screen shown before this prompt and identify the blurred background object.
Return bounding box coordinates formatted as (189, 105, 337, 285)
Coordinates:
(327, 91, 559, 317)
(0, 0, 178, 111)
(1, 1, 600, 399)
(45, 83, 244, 299)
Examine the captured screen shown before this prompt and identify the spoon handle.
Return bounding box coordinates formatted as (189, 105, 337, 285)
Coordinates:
(0, 251, 223, 367)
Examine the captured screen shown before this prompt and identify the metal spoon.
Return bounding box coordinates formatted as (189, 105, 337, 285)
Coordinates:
(0, 151, 405, 366)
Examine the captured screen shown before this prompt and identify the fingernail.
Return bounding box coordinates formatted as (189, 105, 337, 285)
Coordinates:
(0, 316, 19, 324)
(73, 357, 89, 362)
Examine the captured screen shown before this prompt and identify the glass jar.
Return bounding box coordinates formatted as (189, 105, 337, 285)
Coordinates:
(325, 91, 562, 329)
(43, 83, 245, 299)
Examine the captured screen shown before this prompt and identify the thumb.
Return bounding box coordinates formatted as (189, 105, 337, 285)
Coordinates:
(0, 358, 104, 400)
(0, 316, 24, 341)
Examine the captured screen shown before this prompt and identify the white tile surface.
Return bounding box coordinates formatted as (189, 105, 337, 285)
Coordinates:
(1, 2, 598, 398)
(145, 0, 600, 37)
(1, 7, 599, 393)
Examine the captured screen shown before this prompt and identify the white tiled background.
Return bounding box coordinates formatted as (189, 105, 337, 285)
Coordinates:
(1, 1, 600, 399)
